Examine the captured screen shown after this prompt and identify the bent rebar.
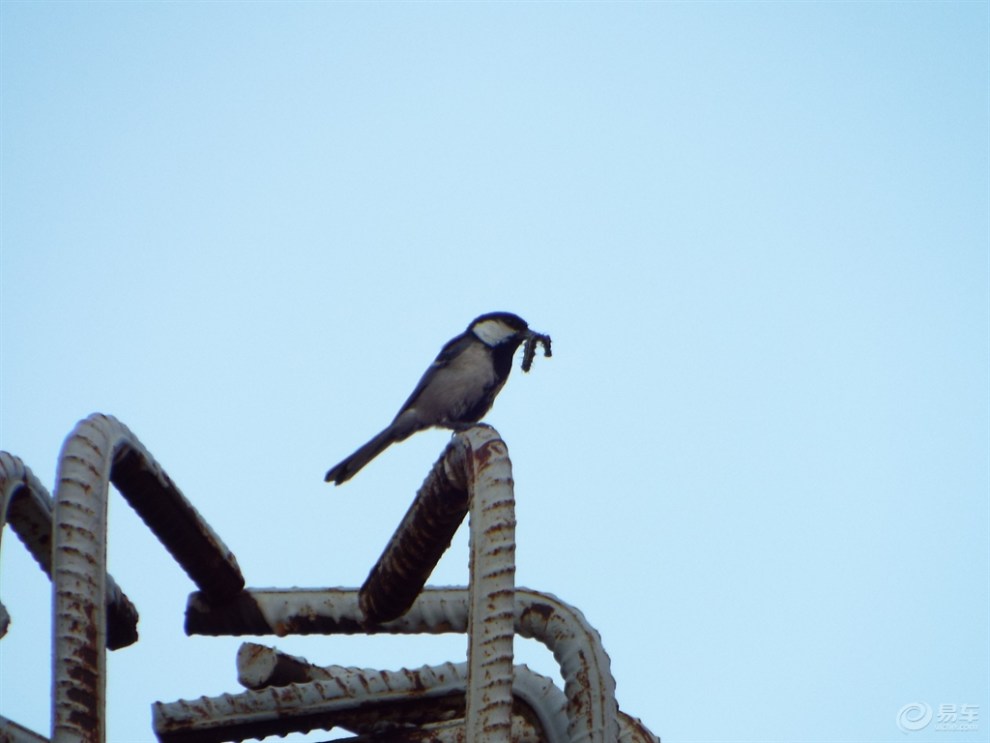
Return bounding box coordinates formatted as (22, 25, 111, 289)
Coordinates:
(185, 586, 619, 743)
(0, 452, 137, 649)
(153, 652, 569, 743)
(51, 414, 245, 743)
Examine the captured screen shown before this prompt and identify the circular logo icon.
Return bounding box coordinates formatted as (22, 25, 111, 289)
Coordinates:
(897, 702, 933, 733)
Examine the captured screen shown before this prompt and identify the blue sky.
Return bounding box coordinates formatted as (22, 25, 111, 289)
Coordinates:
(1, 2, 987, 742)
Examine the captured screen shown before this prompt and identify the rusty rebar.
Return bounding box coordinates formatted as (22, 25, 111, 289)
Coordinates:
(354, 427, 516, 742)
(154, 663, 466, 743)
(53, 419, 111, 742)
(52, 413, 245, 743)
(0, 452, 139, 649)
(185, 586, 620, 743)
(0, 715, 49, 743)
(234, 643, 571, 743)
(109, 445, 244, 600)
(155, 649, 570, 743)
(461, 428, 516, 743)
(617, 712, 661, 743)
(359, 437, 471, 623)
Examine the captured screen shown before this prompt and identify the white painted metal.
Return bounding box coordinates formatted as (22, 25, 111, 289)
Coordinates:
(154, 650, 570, 743)
(186, 586, 620, 743)
(462, 427, 516, 743)
(49, 414, 244, 743)
(234, 643, 571, 743)
(52, 417, 113, 743)
(2, 416, 653, 743)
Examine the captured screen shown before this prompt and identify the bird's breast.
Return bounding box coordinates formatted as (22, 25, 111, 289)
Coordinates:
(412, 343, 499, 425)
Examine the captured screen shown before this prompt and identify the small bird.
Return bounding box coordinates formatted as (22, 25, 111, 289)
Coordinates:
(325, 312, 549, 485)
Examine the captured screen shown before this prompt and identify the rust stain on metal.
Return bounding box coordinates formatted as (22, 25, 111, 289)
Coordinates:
(66, 708, 98, 731)
(359, 441, 471, 624)
(46, 414, 248, 742)
(471, 438, 507, 469)
(242, 643, 265, 663)
(73, 635, 99, 669)
(4, 416, 657, 743)
(65, 659, 98, 688)
(520, 601, 554, 624)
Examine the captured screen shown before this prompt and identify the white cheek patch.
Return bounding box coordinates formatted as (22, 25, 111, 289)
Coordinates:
(473, 318, 518, 346)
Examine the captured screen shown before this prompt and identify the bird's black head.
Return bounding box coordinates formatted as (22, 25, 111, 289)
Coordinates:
(468, 312, 530, 347)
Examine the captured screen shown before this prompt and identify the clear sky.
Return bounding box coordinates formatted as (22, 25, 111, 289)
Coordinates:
(1, 2, 987, 742)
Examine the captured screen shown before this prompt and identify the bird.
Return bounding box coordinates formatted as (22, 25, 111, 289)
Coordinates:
(324, 311, 547, 485)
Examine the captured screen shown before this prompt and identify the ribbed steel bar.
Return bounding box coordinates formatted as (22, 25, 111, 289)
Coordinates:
(52, 420, 111, 743)
(154, 651, 568, 743)
(234, 643, 570, 743)
(233, 643, 660, 743)
(359, 437, 471, 623)
(461, 427, 516, 743)
(617, 713, 661, 743)
(0, 452, 138, 649)
(185, 587, 619, 743)
(0, 715, 50, 743)
(516, 591, 618, 743)
(52, 414, 245, 743)
(0, 453, 54, 575)
(154, 663, 467, 743)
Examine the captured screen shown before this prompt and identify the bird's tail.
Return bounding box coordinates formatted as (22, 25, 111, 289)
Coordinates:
(324, 425, 402, 485)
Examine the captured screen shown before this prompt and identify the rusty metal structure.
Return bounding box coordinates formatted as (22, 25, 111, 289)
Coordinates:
(1, 413, 659, 743)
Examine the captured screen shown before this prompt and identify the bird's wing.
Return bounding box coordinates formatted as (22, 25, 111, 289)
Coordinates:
(391, 331, 474, 419)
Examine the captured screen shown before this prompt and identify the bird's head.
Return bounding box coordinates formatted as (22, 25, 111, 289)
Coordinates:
(469, 312, 530, 348)
(469, 312, 552, 372)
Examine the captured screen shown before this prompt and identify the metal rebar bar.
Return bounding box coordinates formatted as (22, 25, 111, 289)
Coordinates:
(0, 715, 50, 743)
(185, 586, 619, 743)
(461, 427, 516, 743)
(155, 650, 569, 743)
(153, 663, 467, 743)
(234, 642, 570, 743)
(617, 712, 661, 743)
(358, 437, 471, 623)
(0, 452, 139, 649)
(352, 426, 518, 742)
(52, 414, 245, 743)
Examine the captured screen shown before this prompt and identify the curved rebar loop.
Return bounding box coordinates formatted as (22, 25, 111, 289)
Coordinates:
(0, 452, 138, 648)
(234, 643, 570, 743)
(52, 414, 245, 743)
(233, 643, 662, 743)
(186, 586, 619, 743)
(355, 426, 517, 743)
